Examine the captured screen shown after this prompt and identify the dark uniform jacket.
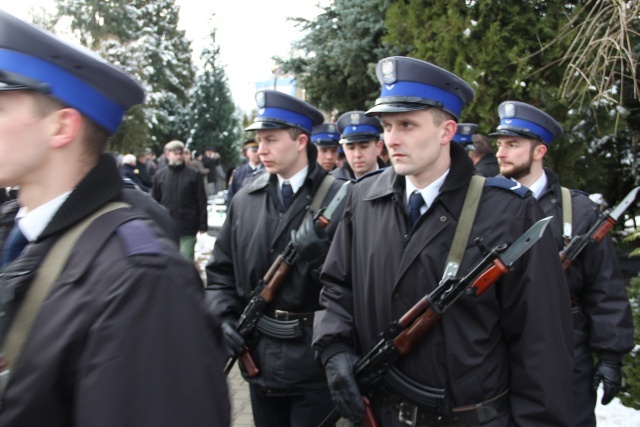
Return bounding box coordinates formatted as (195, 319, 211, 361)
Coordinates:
(0, 154, 230, 426)
(330, 157, 387, 180)
(538, 169, 633, 359)
(226, 163, 265, 204)
(206, 147, 345, 393)
(152, 163, 208, 236)
(313, 143, 574, 426)
(474, 153, 499, 177)
(120, 163, 150, 192)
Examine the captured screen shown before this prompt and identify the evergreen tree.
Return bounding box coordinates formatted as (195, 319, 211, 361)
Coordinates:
(186, 28, 241, 173)
(53, 0, 195, 153)
(276, 0, 395, 113)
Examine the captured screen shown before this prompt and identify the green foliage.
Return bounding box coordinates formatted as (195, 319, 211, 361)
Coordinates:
(54, 0, 196, 152)
(620, 274, 640, 409)
(186, 28, 241, 172)
(276, 0, 396, 113)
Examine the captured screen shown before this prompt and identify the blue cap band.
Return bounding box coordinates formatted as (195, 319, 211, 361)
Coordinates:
(380, 81, 464, 118)
(258, 107, 315, 133)
(311, 132, 340, 142)
(452, 134, 473, 143)
(499, 117, 553, 144)
(0, 49, 125, 133)
(341, 124, 380, 136)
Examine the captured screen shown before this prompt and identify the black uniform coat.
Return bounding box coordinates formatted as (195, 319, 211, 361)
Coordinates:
(313, 143, 574, 426)
(538, 169, 633, 357)
(474, 153, 499, 177)
(0, 154, 230, 427)
(206, 146, 345, 393)
(151, 163, 208, 236)
(226, 163, 265, 204)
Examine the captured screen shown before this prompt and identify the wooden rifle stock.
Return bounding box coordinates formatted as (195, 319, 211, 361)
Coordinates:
(559, 215, 616, 271)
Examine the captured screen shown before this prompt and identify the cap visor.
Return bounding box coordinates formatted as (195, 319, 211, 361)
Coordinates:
(366, 102, 431, 116)
(245, 120, 291, 132)
(488, 129, 524, 138)
(339, 134, 380, 144)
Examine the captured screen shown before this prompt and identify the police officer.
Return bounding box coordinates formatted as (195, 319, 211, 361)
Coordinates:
(205, 90, 346, 427)
(0, 10, 229, 426)
(312, 56, 574, 426)
(452, 122, 477, 145)
(332, 110, 387, 180)
(312, 123, 341, 173)
(491, 100, 634, 426)
(226, 138, 265, 203)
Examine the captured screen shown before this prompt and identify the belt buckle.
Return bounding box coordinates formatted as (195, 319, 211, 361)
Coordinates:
(274, 310, 289, 321)
(398, 401, 418, 426)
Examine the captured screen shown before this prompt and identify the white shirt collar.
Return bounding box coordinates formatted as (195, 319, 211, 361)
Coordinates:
(527, 171, 548, 200)
(16, 191, 73, 242)
(278, 165, 308, 194)
(405, 169, 450, 214)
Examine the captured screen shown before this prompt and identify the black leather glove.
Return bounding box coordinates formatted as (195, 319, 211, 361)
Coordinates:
(592, 358, 622, 405)
(290, 216, 330, 263)
(324, 352, 365, 424)
(221, 321, 245, 357)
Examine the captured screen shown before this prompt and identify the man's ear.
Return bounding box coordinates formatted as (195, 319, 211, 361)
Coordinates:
(441, 120, 457, 145)
(533, 142, 548, 161)
(49, 108, 83, 149)
(297, 132, 309, 152)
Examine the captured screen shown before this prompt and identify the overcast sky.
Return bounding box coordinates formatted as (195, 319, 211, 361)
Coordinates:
(0, 0, 325, 112)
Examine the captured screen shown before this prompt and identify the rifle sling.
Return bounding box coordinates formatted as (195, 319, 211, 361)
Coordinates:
(306, 174, 335, 220)
(0, 202, 130, 394)
(441, 175, 485, 280)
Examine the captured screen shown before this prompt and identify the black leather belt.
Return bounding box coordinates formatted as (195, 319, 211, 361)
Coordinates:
(255, 310, 315, 340)
(379, 388, 510, 426)
(267, 309, 314, 325)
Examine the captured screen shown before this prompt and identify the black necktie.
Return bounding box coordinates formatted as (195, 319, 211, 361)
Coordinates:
(1, 224, 29, 267)
(409, 191, 426, 226)
(281, 182, 293, 209)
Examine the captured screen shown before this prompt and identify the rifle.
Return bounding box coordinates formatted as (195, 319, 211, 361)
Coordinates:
(224, 180, 352, 377)
(319, 216, 552, 427)
(560, 186, 639, 271)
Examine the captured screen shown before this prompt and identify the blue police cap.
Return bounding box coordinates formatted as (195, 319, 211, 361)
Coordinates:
(452, 123, 478, 144)
(336, 111, 382, 144)
(311, 123, 340, 147)
(0, 10, 144, 134)
(366, 57, 475, 121)
(488, 101, 563, 145)
(245, 90, 324, 134)
(244, 138, 258, 149)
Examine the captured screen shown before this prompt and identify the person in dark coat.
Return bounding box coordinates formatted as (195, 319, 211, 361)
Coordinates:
(152, 140, 208, 261)
(469, 133, 500, 177)
(331, 110, 387, 181)
(202, 146, 222, 196)
(0, 10, 230, 427)
(206, 90, 346, 427)
(312, 57, 574, 426)
(226, 138, 265, 204)
(492, 100, 634, 427)
(312, 123, 341, 173)
(120, 153, 150, 192)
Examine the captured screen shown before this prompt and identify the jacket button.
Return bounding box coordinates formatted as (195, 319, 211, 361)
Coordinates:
(440, 216, 447, 222)
(393, 293, 400, 300)
(269, 248, 274, 254)
(551, 198, 557, 204)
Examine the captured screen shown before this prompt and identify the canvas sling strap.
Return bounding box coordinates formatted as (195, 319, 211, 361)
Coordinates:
(0, 201, 130, 394)
(561, 186, 572, 243)
(305, 174, 336, 221)
(441, 175, 486, 280)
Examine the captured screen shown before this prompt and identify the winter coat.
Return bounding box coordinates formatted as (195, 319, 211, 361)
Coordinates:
(330, 157, 388, 180)
(151, 163, 208, 236)
(538, 169, 633, 359)
(313, 142, 575, 426)
(0, 154, 230, 426)
(226, 163, 265, 204)
(474, 153, 500, 177)
(206, 149, 346, 393)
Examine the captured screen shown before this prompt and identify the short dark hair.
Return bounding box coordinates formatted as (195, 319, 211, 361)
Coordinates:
(472, 134, 493, 156)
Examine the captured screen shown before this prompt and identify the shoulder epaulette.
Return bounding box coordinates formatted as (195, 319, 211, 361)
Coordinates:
(116, 219, 164, 256)
(484, 177, 531, 198)
(355, 167, 387, 183)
